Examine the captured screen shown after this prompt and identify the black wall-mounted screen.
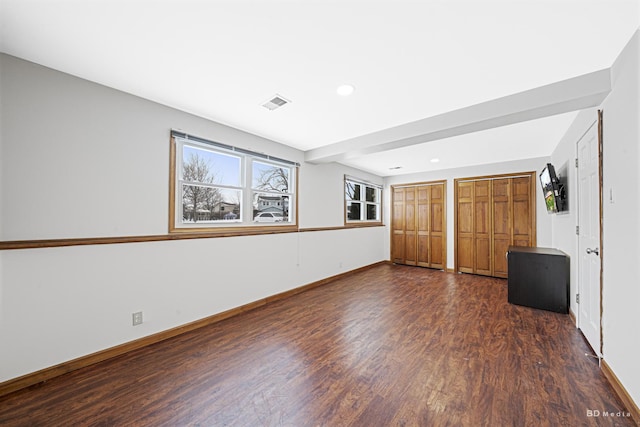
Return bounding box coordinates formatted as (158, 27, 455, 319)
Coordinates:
(540, 163, 566, 213)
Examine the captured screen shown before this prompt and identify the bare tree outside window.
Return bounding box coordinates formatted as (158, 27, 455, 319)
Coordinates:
(182, 153, 221, 222)
(345, 181, 360, 200)
(253, 164, 289, 192)
(252, 162, 293, 220)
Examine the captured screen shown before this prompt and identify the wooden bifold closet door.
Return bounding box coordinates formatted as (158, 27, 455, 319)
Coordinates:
(455, 172, 536, 278)
(391, 181, 446, 270)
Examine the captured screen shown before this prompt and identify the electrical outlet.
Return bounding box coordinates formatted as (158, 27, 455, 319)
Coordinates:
(132, 311, 143, 326)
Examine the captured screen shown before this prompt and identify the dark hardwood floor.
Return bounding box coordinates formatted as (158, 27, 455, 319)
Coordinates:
(0, 264, 635, 426)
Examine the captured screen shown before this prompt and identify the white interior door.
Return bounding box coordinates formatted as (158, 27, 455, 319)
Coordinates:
(577, 120, 601, 356)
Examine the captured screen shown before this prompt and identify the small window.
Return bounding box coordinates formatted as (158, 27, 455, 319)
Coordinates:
(171, 132, 298, 233)
(345, 176, 382, 225)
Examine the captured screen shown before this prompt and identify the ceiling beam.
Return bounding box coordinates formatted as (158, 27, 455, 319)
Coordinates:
(304, 69, 611, 164)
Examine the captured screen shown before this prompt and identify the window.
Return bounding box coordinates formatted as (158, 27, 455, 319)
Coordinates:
(345, 176, 382, 224)
(170, 131, 297, 232)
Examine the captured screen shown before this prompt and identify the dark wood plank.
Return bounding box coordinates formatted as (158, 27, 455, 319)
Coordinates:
(0, 264, 635, 426)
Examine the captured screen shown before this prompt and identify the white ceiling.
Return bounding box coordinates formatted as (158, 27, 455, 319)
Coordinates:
(1, 0, 638, 176)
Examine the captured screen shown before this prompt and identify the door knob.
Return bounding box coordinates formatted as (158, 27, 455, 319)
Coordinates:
(586, 247, 599, 256)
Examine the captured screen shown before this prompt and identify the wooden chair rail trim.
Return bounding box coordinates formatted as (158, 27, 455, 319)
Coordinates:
(601, 359, 640, 425)
(301, 223, 384, 232)
(0, 260, 390, 398)
(0, 225, 386, 251)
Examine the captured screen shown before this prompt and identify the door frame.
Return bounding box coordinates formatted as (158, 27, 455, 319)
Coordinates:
(576, 111, 604, 357)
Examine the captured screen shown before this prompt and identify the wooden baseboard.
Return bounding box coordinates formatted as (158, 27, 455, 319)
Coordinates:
(569, 308, 576, 326)
(601, 359, 640, 424)
(0, 261, 386, 398)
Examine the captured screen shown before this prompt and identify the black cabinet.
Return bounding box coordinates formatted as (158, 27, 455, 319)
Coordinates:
(507, 246, 569, 313)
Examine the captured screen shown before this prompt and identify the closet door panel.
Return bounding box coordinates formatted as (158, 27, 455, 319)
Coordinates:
(431, 201, 443, 232)
(512, 177, 532, 247)
(405, 189, 416, 231)
(475, 239, 492, 274)
(430, 235, 444, 268)
(405, 233, 417, 265)
(416, 186, 430, 266)
(493, 179, 511, 278)
(392, 233, 405, 264)
(417, 237, 430, 267)
(404, 189, 417, 265)
(474, 181, 492, 276)
(429, 188, 445, 269)
(391, 188, 406, 263)
(392, 188, 405, 230)
(456, 182, 474, 273)
(416, 187, 429, 231)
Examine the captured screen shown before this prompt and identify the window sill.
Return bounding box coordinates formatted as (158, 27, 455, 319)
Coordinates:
(343, 221, 384, 228)
(169, 224, 299, 237)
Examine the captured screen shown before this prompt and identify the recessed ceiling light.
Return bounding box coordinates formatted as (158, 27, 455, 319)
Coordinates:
(337, 84, 355, 96)
(430, 158, 440, 163)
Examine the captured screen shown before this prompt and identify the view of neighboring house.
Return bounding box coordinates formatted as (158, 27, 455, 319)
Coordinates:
(183, 201, 240, 222)
(256, 195, 287, 216)
(183, 197, 290, 222)
(213, 201, 240, 220)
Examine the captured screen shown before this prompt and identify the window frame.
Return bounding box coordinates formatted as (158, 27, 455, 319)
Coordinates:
(170, 132, 298, 234)
(344, 176, 383, 226)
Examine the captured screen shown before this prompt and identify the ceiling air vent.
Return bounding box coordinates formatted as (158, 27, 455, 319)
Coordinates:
(261, 94, 291, 111)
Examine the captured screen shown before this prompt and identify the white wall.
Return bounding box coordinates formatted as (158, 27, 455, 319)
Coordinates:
(600, 30, 640, 406)
(0, 53, 310, 240)
(299, 161, 381, 229)
(0, 54, 386, 382)
(384, 157, 553, 270)
(550, 30, 639, 408)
